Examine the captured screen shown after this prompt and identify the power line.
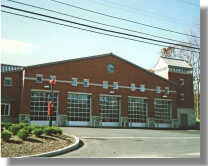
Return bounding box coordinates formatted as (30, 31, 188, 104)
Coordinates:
(1, 10, 200, 54)
(1, 5, 200, 50)
(178, 0, 200, 7)
(97, 0, 199, 26)
(51, 0, 200, 38)
(5, 0, 198, 46)
(86, 0, 199, 28)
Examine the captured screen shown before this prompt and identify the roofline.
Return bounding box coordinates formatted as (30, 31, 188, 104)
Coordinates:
(1, 69, 23, 74)
(21, 52, 176, 86)
(1, 63, 23, 67)
(154, 56, 192, 69)
(112, 54, 177, 86)
(160, 56, 187, 62)
(23, 53, 113, 69)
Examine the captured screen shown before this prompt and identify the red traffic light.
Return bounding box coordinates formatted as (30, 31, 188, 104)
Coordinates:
(49, 79, 55, 85)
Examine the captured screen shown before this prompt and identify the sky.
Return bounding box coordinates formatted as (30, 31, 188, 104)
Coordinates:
(1, 0, 200, 69)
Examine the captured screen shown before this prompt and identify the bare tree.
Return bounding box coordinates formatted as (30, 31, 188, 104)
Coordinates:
(159, 30, 200, 119)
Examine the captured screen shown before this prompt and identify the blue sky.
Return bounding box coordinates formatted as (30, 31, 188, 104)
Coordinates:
(1, 0, 200, 69)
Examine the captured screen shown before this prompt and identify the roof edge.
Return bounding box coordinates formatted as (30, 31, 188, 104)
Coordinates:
(14, 52, 176, 86)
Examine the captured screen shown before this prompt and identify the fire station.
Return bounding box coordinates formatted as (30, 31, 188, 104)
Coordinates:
(1, 53, 196, 128)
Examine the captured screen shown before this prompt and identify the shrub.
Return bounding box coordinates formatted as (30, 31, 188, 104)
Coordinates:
(33, 128, 43, 137)
(8, 124, 22, 135)
(1, 122, 13, 130)
(43, 127, 54, 135)
(17, 129, 30, 140)
(53, 127, 62, 135)
(18, 122, 29, 129)
(1, 131, 12, 141)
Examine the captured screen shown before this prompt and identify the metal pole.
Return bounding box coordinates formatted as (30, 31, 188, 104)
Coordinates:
(49, 84, 53, 127)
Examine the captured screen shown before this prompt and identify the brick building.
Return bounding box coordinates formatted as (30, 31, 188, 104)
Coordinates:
(1, 53, 196, 128)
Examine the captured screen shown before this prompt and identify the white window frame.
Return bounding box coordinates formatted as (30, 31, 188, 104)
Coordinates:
(36, 74, 43, 83)
(103, 81, 108, 89)
(131, 84, 136, 91)
(83, 79, 89, 87)
(156, 86, 161, 93)
(113, 82, 118, 90)
(165, 87, 169, 94)
(72, 78, 78, 86)
(1, 103, 11, 116)
(140, 84, 145, 92)
(4, 77, 12, 86)
(180, 93, 185, 100)
(180, 79, 184, 85)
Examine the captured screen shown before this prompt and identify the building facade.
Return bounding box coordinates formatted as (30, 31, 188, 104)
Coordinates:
(1, 53, 195, 128)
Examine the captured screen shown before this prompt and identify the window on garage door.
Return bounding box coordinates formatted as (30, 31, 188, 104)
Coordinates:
(30, 91, 58, 121)
(99, 96, 120, 122)
(128, 97, 147, 124)
(67, 93, 91, 122)
(154, 100, 171, 125)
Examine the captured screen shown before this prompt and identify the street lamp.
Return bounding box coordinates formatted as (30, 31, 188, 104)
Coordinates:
(48, 79, 55, 126)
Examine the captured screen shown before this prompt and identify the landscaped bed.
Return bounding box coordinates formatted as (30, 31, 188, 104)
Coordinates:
(1, 122, 75, 158)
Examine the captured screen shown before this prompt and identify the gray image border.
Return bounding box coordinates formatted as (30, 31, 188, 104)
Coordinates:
(2, 5, 208, 166)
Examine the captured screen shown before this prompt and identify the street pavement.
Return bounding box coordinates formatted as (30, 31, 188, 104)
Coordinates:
(55, 127, 200, 158)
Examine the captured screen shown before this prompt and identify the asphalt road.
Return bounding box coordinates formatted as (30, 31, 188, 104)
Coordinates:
(55, 127, 200, 158)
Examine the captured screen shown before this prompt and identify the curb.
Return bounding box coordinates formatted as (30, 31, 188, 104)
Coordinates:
(21, 135, 80, 158)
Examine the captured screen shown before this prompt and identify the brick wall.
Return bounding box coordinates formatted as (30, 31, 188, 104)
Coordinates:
(20, 55, 178, 119)
(1, 71, 22, 120)
(168, 72, 194, 108)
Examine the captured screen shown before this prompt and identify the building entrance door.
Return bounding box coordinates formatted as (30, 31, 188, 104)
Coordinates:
(180, 114, 188, 127)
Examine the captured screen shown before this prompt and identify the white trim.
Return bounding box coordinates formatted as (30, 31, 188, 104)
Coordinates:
(180, 93, 185, 100)
(68, 121, 91, 126)
(145, 88, 156, 91)
(68, 91, 92, 95)
(103, 81, 108, 89)
(36, 74, 43, 83)
(72, 78, 77, 86)
(23, 77, 177, 93)
(180, 79, 184, 85)
(131, 83, 136, 91)
(128, 96, 148, 99)
(56, 80, 71, 83)
(113, 82, 118, 90)
(1, 103, 11, 116)
(156, 86, 161, 93)
(140, 84, 145, 92)
(100, 94, 121, 97)
(154, 98, 172, 101)
(155, 123, 171, 128)
(30, 121, 57, 126)
(83, 79, 89, 87)
(24, 77, 36, 80)
(100, 122, 120, 127)
(129, 123, 146, 127)
(4, 77, 12, 86)
(89, 83, 102, 86)
(31, 89, 60, 93)
(118, 86, 130, 89)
